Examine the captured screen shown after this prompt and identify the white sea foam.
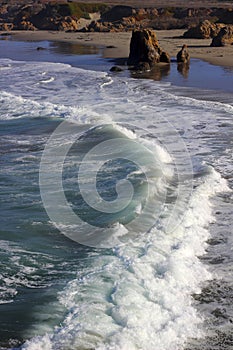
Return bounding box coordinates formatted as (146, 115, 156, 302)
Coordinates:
(20, 167, 230, 350)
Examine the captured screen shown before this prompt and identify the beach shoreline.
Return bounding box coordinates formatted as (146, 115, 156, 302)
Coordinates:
(5, 29, 233, 69)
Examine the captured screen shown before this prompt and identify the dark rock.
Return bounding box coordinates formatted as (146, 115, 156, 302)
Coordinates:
(29, 7, 78, 31)
(110, 66, 123, 72)
(177, 44, 190, 63)
(133, 62, 151, 72)
(87, 20, 110, 33)
(211, 308, 228, 319)
(160, 51, 170, 63)
(211, 25, 233, 46)
(36, 46, 46, 50)
(101, 5, 133, 22)
(127, 29, 170, 68)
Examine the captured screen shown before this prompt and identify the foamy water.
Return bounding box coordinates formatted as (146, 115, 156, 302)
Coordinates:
(0, 57, 233, 350)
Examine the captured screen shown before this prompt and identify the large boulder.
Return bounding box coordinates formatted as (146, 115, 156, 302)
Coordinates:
(211, 25, 233, 46)
(183, 20, 224, 39)
(127, 29, 170, 69)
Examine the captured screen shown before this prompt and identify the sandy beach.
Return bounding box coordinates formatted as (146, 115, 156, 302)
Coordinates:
(8, 29, 233, 69)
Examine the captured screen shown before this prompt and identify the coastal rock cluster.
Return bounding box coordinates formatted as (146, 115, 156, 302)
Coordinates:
(0, 2, 233, 47)
(183, 20, 233, 46)
(0, 3, 233, 33)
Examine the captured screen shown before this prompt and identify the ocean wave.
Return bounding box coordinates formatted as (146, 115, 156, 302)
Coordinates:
(19, 167, 230, 350)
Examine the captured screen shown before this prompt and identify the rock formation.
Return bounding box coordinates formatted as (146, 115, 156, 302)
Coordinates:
(177, 44, 190, 63)
(101, 5, 134, 22)
(0, 3, 233, 33)
(127, 29, 170, 70)
(210, 25, 233, 46)
(17, 20, 36, 30)
(183, 20, 225, 39)
(87, 20, 110, 32)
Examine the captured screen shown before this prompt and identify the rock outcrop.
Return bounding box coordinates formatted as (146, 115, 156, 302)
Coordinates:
(183, 20, 224, 39)
(0, 3, 233, 33)
(127, 29, 170, 70)
(210, 25, 233, 46)
(177, 44, 190, 63)
(101, 5, 134, 22)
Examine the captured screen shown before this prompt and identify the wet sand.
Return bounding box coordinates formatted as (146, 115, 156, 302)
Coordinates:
(7, 29, 233, 68)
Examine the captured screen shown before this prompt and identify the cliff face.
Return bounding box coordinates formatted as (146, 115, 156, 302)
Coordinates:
(0, 2, 232, 32)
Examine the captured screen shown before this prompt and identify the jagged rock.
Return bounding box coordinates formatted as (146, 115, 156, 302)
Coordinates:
(211, 25, 233, 46)
(58, 16, 78, 32)
(127, 29, 170, 68)
(121, 16, 136, 26)
(18, 20, 36, 30)
(13, 4, 43, 29)
(177, 44, 190, 63)
(183, 20, 224, 39)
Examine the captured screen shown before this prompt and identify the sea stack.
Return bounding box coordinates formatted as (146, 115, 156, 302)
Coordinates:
(176, 44, 190, 64)
(127, 29, 170, 71)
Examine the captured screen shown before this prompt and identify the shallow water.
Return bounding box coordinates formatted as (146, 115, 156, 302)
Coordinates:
(0, 39, 233, 350)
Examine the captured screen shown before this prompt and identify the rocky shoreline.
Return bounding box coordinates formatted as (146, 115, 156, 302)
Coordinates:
(7, 29, 233, 68)
(1, 2, 233, 68)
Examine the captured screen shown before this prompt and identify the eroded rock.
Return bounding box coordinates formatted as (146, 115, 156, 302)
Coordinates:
(127, 29, 170, 69)
(183, 20, 225, 39)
